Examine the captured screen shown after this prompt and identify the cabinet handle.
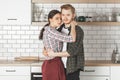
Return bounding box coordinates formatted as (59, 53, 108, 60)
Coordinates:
(33, 75, 42, 77)
(6, 70, 16, 72)
(7, 19, 17, 21)
(84, 70, 95, 72)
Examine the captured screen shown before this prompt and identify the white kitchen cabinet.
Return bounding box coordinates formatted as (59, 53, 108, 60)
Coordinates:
(80, 66, 110, 80)
(0, 66, 30, 80)
(0, 76, 30, 80)
(31, 66, 42, 73)
(0, 0, 31, 25)
(80, 76, 110, 80)
(111, 66, 120, 80)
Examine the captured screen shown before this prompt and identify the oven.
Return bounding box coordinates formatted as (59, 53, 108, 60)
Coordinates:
(31, 66, 42, 80)
(31, 73, 42, 80)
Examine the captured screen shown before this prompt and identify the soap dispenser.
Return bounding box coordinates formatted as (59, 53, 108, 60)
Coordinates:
(115, 44, 119, 63)
(111, 49, 116, 63)
(112, 44, 120, 63)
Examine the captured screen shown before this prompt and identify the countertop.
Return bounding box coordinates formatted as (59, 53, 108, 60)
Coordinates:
(85, 60, 120, 66)
(0, 60, 120, 66)
(0, 60, 43, 66)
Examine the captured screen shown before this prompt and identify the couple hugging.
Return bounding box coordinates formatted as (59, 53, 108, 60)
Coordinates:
(39, 4, 84, 80)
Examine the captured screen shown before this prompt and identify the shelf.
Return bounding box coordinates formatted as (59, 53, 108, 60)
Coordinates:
(32, 0, 120, 4)
(32, 0, 88, 3)
(77, 22, 120, 26)
(32, 22, 120, 26)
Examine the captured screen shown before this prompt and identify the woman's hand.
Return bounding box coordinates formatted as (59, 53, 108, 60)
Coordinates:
(42, 48, 48, 56)
(70, 21, 77, 27)
(47, 49, 56, 57)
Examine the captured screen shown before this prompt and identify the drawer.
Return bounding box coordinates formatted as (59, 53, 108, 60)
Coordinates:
(0, 66, 30, 76)
(31, 66, 42, 73)
(80, 76, 110, 80)
(80, 66, 110, 76)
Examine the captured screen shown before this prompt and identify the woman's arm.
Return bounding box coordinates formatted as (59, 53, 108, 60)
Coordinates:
(47, 49, 70, 57)
(70, 21, 77, 42)
(47, 25, 76, 42)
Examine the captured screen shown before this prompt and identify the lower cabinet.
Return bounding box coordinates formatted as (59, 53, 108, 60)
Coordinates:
(111, 66, 120, 80)
(80, 66, 110, 80)
(0, 66, 30, 80)
(0, 76, 30, 80)
(80, 76, 110, 80)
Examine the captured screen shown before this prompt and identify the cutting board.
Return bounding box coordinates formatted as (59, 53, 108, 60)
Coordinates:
(15, 56, 40, 61)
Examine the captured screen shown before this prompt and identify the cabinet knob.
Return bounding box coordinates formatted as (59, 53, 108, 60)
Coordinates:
(84, 70, 95, 72)
(6, 70, 16, 72)
(8, 19, 17, 21)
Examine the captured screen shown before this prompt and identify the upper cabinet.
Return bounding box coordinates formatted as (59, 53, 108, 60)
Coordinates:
(0, 0, 31, 25)
(32, 0, 120, 3)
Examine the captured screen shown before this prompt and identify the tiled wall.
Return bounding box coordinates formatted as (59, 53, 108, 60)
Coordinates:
(1, 3, 120, 60)
(0, 25, 43, 60)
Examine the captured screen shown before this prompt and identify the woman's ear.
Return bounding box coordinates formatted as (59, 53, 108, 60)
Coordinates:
(49, 18, 52, 23)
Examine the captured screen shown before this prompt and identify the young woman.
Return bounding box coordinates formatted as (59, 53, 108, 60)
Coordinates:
(39, 10, 76, 80)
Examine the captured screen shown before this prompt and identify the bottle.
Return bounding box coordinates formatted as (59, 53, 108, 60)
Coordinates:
(111, 49, 116, 63)
(39, 6, 45, 22)
(108, 13, 112, 22)
(115, 44, 119, 63)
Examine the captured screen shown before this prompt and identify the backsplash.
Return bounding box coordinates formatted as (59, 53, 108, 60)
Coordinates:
(0, 25, 43, 60)
(1, 3, 120, 60)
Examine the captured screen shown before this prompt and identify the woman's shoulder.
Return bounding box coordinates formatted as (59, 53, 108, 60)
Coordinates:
(44, 26, 56, 32)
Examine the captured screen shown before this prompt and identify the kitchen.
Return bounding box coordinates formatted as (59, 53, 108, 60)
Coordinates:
(0, 0, 120, 80)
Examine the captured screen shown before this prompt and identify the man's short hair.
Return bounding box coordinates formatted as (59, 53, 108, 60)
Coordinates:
(61, 4, 75, 14)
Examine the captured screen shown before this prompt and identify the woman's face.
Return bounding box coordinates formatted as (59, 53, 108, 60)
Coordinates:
(49, 13, 62, 28)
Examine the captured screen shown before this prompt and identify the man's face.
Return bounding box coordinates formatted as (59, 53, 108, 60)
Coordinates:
(61, 9, 75, 24)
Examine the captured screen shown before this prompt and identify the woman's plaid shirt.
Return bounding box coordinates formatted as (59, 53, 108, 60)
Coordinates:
(43, 26, 73, 59)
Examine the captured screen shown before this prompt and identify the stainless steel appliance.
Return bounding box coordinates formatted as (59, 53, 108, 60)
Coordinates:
(31, 66, 42, 80)
(31, 73, 42, 80)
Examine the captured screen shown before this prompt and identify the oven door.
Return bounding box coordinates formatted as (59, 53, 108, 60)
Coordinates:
(31, 73, 42, 80)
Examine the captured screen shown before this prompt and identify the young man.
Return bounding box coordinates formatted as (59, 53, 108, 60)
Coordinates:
(45, 4, 84, 80)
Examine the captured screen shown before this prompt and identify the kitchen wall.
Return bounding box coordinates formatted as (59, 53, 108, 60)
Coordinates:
(0, 3, 120, 60)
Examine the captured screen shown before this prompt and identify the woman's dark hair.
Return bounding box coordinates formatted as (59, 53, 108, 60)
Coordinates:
(39, 10, 61, 40)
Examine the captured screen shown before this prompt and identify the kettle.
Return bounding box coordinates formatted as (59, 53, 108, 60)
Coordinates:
(77, 16, 86, 22)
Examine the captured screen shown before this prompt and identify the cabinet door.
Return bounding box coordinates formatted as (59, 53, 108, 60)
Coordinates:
(80, 66, 110, 76)
(0, 76, 30, 80)
(0, 66, 30, 76)
(80, 76, 110, 80)
(0, 0, 31, 25)
(111, 66, 120, 80)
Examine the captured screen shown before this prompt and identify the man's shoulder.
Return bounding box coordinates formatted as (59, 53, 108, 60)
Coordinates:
(76, 25, 84, 32)
(57, 24, 64, 32)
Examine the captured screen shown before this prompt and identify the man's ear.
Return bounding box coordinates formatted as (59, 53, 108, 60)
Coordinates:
(73, 13, 76, 18)
(72, 13, 76, 20)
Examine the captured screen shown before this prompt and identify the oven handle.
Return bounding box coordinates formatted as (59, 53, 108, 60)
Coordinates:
(33, 74, 42, 77)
